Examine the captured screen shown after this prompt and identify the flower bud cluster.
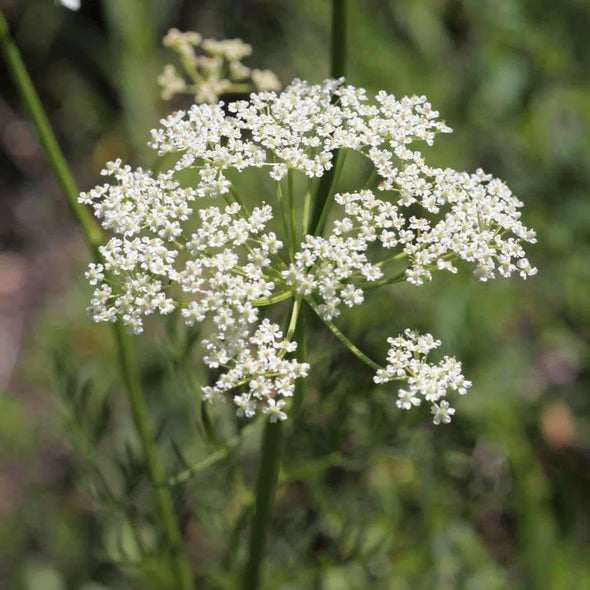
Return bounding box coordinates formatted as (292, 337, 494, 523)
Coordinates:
(158, 28, 280, 104)
(374, 330, 471, 424)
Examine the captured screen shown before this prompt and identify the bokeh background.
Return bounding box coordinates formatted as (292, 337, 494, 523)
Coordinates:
(1, 0, 589, 588)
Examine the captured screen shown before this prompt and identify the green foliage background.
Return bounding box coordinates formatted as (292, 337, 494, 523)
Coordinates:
(1, 0, 589, 588)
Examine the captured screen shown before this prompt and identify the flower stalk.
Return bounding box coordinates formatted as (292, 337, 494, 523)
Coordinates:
(0, 11, 102, 254)
(330, 0, 348, 80)
(306, 297, 382, 372)
(241, 419, 284, 590)
(0, 12, 195, 589)
(243, 2, 347, 586)
(310, 0, 348, 235)
(241, 292, 305, 588)
(292, 302, 307, 417)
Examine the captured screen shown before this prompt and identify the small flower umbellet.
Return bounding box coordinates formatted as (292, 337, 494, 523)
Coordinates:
(374, 330, 471, 419)
(80, 77, 536, 424)
(158, 29, 281, 104)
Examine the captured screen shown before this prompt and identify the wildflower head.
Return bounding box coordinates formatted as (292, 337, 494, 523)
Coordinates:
(81, 78, 535, 422)
(374, 330, 471, 424)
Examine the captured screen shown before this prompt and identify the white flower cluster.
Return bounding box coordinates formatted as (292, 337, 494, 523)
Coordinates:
(374, 330, 471, 424)
(81, 77, 536, 423)
(281, 230, 381, 321)
(158, 29, 281, 104)
(80, 159, 196, 238)
(150, 79, 451, 180)
(81, 164, 308, 417)
(226, 81, 452, 179)
(335, 170, 537, 286)
(205, 318, 309, 422)
(382, 165, 537, 284)
(151, 78, 535, 285)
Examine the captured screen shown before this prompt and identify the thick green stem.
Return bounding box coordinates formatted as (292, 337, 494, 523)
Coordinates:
(242, 298, 304, 589)
(242, 5, 346, 585)
(242, 420, 284, 590)
(0, 13, 194, 589)
(310, 0, 348, 235)
(330, 0, 348, 80)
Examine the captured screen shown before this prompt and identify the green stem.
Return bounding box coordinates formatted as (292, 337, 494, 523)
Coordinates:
(313, 149, 348, 236)
(309, 0, 348, 235)
(285, 296, 302, 342)
(242, 298, 303, 589)
(0, 13, 194, 589)
(229, 186, 251, 216)
(114, 324, 194, 589)
(292, 301, 307, 417)
(306, 297, 382, 372)
(362, 166, 378, 190)
(353, 269, 407, 289)
(242, 420, 284, 590)
(301, 183, 312, 237)
(276, 179, 294, 259)
(160, 423, 257, 487)
(375, 252, 408, 267)
(242, 6, 346, 584)
(287, 168, 297, 244)
(0, 12, 102, 254)
(254, 290, 293, 307)
(330, 0, 348, 80)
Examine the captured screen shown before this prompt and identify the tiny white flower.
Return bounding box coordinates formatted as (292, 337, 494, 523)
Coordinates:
(84, 263, 104, 286)
(396, 390, 421, 410)
(431, 400, 455, 425)
(60, 0, 80, 10)
(263, 399, 287, 423)
(234, 393, 256, 418)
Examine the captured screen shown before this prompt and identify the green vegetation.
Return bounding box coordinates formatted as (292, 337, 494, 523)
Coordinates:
(1, 1, 589, 588)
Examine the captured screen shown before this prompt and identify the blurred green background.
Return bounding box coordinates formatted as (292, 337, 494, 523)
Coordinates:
(1, 0, 589, 588)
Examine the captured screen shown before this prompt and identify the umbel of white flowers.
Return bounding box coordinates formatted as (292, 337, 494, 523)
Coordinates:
(80, 78, 536, 424)
(158, 28, 281, 104)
